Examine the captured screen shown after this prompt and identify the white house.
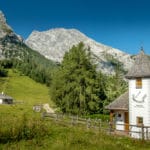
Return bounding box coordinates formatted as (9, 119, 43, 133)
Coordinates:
(106, 50, 150, 139)
(0, 93, 13, 104)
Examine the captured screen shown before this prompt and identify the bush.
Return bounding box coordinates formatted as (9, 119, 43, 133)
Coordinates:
(0, 67, 8, 77)
(0, 115, 50, 143)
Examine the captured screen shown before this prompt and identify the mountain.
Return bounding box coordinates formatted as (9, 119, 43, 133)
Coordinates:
(0, 9, 133, 75)
(0, 11, 13, 38)
(0, 11, 24, 59)
(26, 28, 134, 74)
(0, 11, 56, 84)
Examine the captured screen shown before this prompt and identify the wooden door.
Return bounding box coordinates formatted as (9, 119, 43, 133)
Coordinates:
(124, 112, 129, 132)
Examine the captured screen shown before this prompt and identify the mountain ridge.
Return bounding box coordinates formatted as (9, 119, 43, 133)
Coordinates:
(26, 28, 134, 74)
(0, 10, 134, 75)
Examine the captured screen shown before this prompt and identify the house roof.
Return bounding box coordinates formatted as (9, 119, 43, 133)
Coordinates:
(105, 91, 129, 110)
(126, 50, 150, 79)
(0, 93, 13, 99)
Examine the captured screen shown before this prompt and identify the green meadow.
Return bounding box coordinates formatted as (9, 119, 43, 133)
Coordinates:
(0, 69, 150, 150)
(0, 69, 51, 105)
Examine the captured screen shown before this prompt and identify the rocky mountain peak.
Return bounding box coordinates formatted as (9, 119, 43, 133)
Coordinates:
(0, 11, 25, 60)
(0, 11, 7, 24)
(26, 28, 134, 74)
(0, 11, 13, 38)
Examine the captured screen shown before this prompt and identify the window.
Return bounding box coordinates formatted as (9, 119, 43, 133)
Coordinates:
(118, 114, 121, 117)
(137, 117, 143, 126)
(136, 78, 142, 89)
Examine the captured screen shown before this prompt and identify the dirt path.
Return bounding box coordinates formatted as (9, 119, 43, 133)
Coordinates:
(43, 103, 55, 113)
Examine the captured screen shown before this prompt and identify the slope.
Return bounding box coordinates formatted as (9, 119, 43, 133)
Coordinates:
(0, 69, 53, 106)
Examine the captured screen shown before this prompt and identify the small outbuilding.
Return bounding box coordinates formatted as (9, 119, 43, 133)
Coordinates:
(0, 93, 13, 104)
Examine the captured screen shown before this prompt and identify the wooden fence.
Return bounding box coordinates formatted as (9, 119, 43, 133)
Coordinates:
(42, 112, 109, 131)
(42, 112, 150, 140)
(114, 123, 150, 140)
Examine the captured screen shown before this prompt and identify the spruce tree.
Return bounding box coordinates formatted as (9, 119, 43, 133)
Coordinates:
(50, 42, 100, 115)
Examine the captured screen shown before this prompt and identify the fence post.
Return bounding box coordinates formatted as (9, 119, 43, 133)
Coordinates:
(76, 115, 78, 125)
(71, 116, 74, 126)
(141, 124, 144, 140)
(87, 118, 91, 129)
(109, 121, 113, 134)
(146, 127, 148, 140)
(55, 114, 58, 121)
(94, 118, 97, 129)
(98, 119, 101, 132)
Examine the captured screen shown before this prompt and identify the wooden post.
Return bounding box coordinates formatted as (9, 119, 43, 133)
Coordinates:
(71, 116, 74, 126)
(94, 118, 97, 129)
(110, 111, 113, 122)
(71, 115, 76, 126)
(109, 110, 114, 134)
(87, 118, 91, 129)
(141, 124, 144, 140)
(98, 119, 101, 132)
(76, 115, 78, 125)
(109, 121, 113, 134)
(55, 113, 58, 121)
(146, 127, 148, 140)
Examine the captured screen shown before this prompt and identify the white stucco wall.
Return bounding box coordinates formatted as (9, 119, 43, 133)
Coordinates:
(0, 99, 2, 104)
(129, 78, 150, 138)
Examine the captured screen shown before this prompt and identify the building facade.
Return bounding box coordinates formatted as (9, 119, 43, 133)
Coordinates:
(106, 50, 150, 139)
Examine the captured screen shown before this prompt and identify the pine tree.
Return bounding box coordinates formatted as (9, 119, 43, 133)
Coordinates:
(50, 42, 100, 115)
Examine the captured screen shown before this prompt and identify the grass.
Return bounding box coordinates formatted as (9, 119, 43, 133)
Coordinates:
(0, 119, 150, 150)
(0, 69, 54, 116)
(0, 69, 150, 149)
(0, 69, 54, 148)
(1, 69, 52, 105)
(0, 69, 54, 141)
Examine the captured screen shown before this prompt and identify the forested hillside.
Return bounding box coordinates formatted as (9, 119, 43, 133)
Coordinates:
(0, 37, 57, 85)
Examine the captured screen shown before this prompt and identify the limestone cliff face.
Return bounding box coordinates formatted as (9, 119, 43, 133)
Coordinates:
(0, 11, 13, 38)
(26, 28, 134, 74)
(0, 11, 42, 62)
(0, 11, 27, 60)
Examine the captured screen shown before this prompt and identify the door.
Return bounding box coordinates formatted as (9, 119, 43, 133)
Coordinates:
(124, 112, 129, 132)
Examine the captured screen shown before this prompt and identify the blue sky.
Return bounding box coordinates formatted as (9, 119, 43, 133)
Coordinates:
(0, 0, 150, 54)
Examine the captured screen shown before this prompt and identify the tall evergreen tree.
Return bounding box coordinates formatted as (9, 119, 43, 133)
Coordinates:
(50, 42, 100, 115)
(103, 64, 128, 113)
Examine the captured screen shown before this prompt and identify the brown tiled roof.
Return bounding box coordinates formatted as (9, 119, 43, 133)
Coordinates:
(126, 50, 150, 78)
(105, 91, 129, 110)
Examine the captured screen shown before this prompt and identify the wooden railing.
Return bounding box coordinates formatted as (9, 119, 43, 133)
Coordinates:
(42, 112, 150, 140)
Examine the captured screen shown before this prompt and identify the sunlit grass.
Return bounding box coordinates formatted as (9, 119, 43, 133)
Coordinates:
(0, 69, 150, 150)
(0, 69, 54, 122)
(4, 69, 51, 104)
(0, 119, 150, 150)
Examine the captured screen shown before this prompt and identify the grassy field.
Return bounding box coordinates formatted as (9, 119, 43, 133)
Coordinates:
(0, 69, 150, 150)
(1, 119, 150, 150)
(0, 69, 52, 105)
